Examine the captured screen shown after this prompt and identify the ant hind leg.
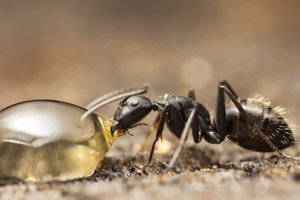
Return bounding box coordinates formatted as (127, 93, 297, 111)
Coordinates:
(188, 89, 196, 100)
(220, 83, 299, 161)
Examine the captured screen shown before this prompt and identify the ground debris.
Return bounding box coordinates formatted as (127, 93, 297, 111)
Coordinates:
(0, 144, 299, 200)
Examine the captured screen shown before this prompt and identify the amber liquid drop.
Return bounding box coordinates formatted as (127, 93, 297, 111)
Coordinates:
(0, 100, 117, 182)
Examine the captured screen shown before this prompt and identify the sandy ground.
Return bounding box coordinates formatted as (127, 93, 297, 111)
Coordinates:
(0, 141, 299, 200)
(0, 1, 300, 199)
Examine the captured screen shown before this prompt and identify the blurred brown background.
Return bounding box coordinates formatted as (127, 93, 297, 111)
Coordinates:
(0, 1, 300, 200)
(1, 0, 300, 120)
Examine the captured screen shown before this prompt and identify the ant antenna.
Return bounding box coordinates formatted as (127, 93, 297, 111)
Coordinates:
(81, 84, 148, 121)
(86, 84, 148, 109)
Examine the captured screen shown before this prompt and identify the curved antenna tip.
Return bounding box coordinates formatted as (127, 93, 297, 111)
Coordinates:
(82, 83, 149, 120)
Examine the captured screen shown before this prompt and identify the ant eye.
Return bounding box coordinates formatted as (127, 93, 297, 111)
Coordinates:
(131, 99, 140, 107)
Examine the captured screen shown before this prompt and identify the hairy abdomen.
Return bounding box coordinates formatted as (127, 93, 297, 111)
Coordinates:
(225, 98, 294, 152)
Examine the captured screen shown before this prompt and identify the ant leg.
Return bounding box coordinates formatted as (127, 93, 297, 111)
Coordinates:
(216, 80, 239, 137)
(213, 82, 228, 142)
(201, 82, 236, 144)
(188, 89, 196, 100)
(167, 107, 197, 169)
(147, 106, 168, 164)
(219, 80, 238, 99)
(204, 80, 240, 144)
(220, 84, 299, 160)
(187, 90, 202, 143)
(191, 110, 201, 143)
(138, 114, 160, 152)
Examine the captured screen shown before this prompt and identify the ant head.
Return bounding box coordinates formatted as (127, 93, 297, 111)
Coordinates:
(111, 96, 152, 135)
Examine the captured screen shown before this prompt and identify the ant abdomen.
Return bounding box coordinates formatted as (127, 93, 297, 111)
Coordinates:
(225, 97, 294, 152)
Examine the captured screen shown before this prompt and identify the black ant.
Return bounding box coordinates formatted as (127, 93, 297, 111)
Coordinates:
(109, 80, 298, 169)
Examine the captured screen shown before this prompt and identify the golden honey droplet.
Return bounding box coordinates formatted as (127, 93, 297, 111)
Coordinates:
(0, 100, 117, 182)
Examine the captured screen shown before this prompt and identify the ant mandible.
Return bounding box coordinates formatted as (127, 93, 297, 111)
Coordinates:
(108, 80, 298, 169)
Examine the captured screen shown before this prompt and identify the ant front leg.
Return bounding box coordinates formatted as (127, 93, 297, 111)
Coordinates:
(146, 105, 168, 165)
(138, 114, 160, 153)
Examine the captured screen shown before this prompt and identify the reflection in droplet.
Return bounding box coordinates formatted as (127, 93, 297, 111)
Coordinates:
(181, 57, 214, 89)
(0, 100, 117, 182)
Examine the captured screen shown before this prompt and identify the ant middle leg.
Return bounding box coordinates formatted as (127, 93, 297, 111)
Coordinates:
(167, 107, 197, 170)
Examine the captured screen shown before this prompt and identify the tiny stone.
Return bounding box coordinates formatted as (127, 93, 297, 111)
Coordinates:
(242, 163, 252, 172)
